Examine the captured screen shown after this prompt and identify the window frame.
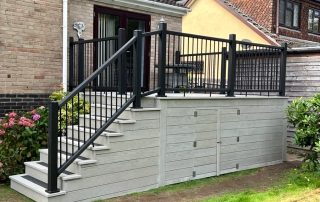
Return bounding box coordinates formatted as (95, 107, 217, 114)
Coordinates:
(279, 0, 301, 30)
(308, 8, 320, 34)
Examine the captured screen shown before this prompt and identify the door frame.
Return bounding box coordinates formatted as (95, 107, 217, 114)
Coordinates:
(93, 5, 151, 91)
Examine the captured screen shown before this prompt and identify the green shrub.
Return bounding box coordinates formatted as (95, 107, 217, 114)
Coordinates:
(287, 94, 320, 171)
(50, 90, 90, 129)
(0, 107, 49, 182)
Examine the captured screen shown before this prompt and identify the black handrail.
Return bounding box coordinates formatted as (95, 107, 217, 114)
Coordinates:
(47, 23, 287, 194)
(46, 33, 141, 193)
(60, 36, 137, 107)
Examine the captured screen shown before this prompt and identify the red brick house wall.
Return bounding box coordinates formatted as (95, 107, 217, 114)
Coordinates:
(228, 0, 276, 32)
(278, 0, 320, 43)
(228, 0, 320, 43)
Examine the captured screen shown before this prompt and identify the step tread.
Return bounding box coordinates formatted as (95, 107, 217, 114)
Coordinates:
(92, 103, 161, 112)
(80, 114, 136, 123)
(59, 137, 109, 151)
(40, 149, 97, 165)
(10, 174, 66, 197)
(67, 125, 123, 137)
(79, 114, 136, 123)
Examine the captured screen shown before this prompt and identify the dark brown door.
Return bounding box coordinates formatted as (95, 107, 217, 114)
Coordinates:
(94, 6, 151, 90)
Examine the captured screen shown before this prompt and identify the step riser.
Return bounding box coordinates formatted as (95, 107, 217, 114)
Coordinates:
(66, 128, 108, 145)
(79, 118, 121, 132)
(59, 140, 95, 160)
(90, 106, 132, 119)
(11, 180, 50, 202)
(84, 94, 157, 108)
(40, 152, 80, 174)
(25, 165, 62, 187)
(84, 95, 128, 106)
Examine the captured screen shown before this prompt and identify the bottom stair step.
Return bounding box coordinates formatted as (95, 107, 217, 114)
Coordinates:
(10, 174, 66, 202)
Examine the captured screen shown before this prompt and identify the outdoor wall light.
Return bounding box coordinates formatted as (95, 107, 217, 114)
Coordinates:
(73, 21, 86, 39)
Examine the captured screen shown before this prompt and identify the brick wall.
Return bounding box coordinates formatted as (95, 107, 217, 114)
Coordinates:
(228, 0, 276, 32)
(0, 94, 50, 117)
(0, 0, 63, 94)
(278, 0, 320, 43)
(228, 0, 320, 43)
(69, 0, 183, 90)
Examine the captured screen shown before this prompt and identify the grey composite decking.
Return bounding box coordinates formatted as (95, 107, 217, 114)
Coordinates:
(10, 94, 288, 202)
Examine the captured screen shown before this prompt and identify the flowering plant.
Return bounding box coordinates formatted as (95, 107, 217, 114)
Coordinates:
(0, 107, 48, 182)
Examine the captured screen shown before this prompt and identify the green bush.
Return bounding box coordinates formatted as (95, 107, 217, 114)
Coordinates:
(0, 108, 49, 182)
(50, 90, 90, 129)
(287, 94, 320, 171)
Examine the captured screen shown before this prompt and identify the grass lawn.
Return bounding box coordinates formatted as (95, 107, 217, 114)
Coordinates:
(2, 162, 320, 202)
(0, 183, 33, 202)
(203, 168, 320, 202)
(104, 162, 320, 202)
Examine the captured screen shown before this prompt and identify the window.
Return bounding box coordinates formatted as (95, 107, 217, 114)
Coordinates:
(279, 0, 300, 29)
(308, 9, 320, 33)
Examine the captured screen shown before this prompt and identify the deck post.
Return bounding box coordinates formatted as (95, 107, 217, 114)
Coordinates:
(118, 28, 127, 94)
(78, 38, 85, 85)
(279, 43, 287, 96)
(133, 30, 143, 108)
(157, 22, 167, 97)
(69, 37, 74, 91)
(46, 101, 59, 194)
(220, 47, 227, 94)
(227, 34, 236, 97)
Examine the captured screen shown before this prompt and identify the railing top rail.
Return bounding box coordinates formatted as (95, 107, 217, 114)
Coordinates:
(235, 40, 283, 49)
(142, 30, 162, 37)
(166, 30, 230, 43)
(71, 36, 118, 44)
(60, 35, 137, 107)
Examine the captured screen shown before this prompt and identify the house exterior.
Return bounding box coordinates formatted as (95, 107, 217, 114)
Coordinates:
(0, 0, 189, 117)
(182, 0, 279, 45)
(183, 0, 320, 48)
(224, 0, 320, 47)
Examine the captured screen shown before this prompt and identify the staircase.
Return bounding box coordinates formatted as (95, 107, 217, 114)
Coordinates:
(10, 93, 161, 202)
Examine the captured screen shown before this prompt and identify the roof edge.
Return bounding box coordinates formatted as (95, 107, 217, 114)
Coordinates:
(95, 0, 190, 17)
(217, 0, 280, 46)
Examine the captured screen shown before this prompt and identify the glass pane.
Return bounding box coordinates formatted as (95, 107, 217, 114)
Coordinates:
(286, 10, 293, 27)
(280, 0, 285, 24)
(314, 17, 319, 32)
(98, 14, 120, 38)
(315, 11, 319, 17)
(287, 2, 293, 9)
(293, 4, 299, 27)
(308, 10, 314, 31)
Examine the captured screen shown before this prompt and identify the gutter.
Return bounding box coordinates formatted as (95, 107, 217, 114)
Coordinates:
(95, 0, 190, 16)
(63, 0, 68, 92)
(287, 46, 320, 55)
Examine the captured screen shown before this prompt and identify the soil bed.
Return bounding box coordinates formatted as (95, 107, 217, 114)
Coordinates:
(105, 162, 300, 202)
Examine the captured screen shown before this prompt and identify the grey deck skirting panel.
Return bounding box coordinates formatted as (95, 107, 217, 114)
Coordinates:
(10, 94, 287, 202)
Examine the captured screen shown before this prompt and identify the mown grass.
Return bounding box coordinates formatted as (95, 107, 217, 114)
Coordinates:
(0, 183, 33, 202)
(203, 168, 320, 202)
(136, 168, 259, 195)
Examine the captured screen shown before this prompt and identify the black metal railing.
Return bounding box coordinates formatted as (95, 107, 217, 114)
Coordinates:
(69, 35, 119, 91)
(234, 40, 286, 96)
(47, 22, 287, 193)
(46, 30, 144, 193)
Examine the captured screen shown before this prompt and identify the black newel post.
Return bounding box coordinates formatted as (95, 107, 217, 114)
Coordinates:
(279, 43, 287, 96)
(133, 30, 143, 108)
(46, 101, 59, 194)
(78, 38, 85, 85)
(227, 34, 236, 97)
(157, 22, 167, 97)
(220, 47, 227, 94)
(118, 28, 127, 94)
(69, 37, 74, 91)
